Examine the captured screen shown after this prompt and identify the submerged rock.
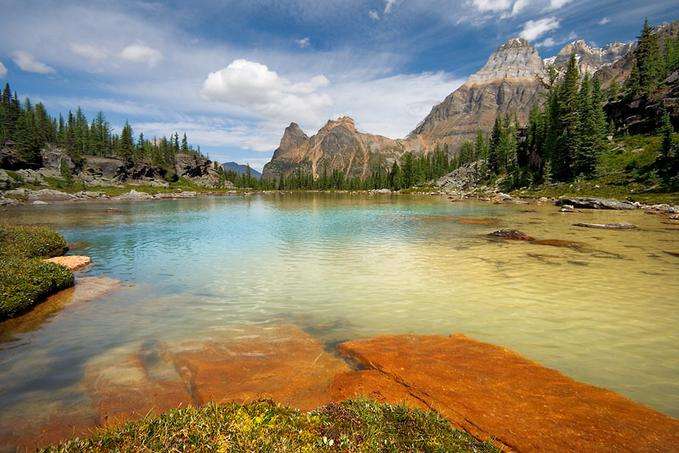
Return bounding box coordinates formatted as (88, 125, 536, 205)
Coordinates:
(172, 325, 350, 410)
(337, 334, 679, 452)
(487, 229, 535, 241)
(555, 197, 636, 210)
(573, 222, 638, 230)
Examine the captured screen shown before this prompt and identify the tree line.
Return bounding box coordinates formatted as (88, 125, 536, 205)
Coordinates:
(0, 83, 203, 174)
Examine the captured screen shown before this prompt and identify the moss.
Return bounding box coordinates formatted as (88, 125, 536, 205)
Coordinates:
(0, 258, 74, 320)
(43, 399, 497, 452)
(0, 225, 74, 321)
(0, 224, 69, 259)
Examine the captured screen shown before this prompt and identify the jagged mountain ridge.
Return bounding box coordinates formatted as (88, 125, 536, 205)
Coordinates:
(262, 117, 403, 180)
(263, 35, 635, 180)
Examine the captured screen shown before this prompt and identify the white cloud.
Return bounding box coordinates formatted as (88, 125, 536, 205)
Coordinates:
(70, 43, 108, 60)
(519, 17, 560, 41)
(295, 37, 311, 48)
(384, 0, 398, 14)
(201, 59, 332, 125)
(598, 17, 610, 25)
(0, 61, 6, 77)
(510, 0, 531, 15)
(471, 0, 513, 12)
(368, 10, 380, 20)
(536, 37, 556, 47)
(11, 50, 55, 74)
(119, 44, 163, 66)
(547, 0, 573, 10)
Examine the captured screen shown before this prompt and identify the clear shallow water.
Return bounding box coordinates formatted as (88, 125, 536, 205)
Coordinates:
(1, 193, 678, 440)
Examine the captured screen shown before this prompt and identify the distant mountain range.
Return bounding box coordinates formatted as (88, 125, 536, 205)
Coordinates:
(262, 22, 677, 181)
(221, 162, 262, 179)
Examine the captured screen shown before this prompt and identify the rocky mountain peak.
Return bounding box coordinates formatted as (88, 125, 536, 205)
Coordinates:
(467, 37, 545, 85)
(320, 116, 357, 133)
(547, 40, 634, 75)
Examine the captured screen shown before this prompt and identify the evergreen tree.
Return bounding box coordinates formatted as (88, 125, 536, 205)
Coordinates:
(554, 54, 580, 181)
(116, 122, 135, 162)
(488, 116, 502, 174)
(574, 73, 597, 177)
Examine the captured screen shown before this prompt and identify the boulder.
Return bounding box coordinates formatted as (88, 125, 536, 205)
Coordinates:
(0, 197, 18, 206)
(573, 222, 638, 230)
(555, 197, 636, 210)
(40, 145, 75, 173)
(0, 169, 17, 190)
(112, 190, 153, 201)
(487, 229, 535, 241)
(80, 156, 125, 181)
(26, 189, 76, 202)
(15, 169, 47, 185)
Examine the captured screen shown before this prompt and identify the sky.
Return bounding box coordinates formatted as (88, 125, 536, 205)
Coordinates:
(0, 0, 676, 170)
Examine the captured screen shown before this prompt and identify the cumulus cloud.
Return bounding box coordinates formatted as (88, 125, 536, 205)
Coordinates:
(598, 17, 610, 25)
(119, 44, 163, 66)
(536, 36, 556, 47)
(547, 0, 573, 9)
(295, 37, 311, 48)
(519, 17, 560, 41)
(70, 43, 108, 60)
(384, 0, 398, 14)
(201, 59, 332, 125)
(0, 61, 6, 77)
(11, 50, 55, 74)
(471, 0, 513, 12)
(510, 0, 531, 15)
(368, 10, 380, 20)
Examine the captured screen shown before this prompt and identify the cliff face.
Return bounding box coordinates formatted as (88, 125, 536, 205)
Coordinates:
(262, 117, 403, 180)
(406, 38, 546, 152)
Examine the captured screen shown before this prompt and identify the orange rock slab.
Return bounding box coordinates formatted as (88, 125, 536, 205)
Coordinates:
(338, 334, 679, 452)
(43, 255, 92, 271)
(172, 325, 351, 410)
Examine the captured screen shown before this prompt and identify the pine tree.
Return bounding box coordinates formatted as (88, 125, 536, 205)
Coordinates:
(488, 116, 502, 174)
(574, 73, 597, 177)
(116, 122, 135, 162)
(630, 19, 662, 97)
(554, 54, 580, 181)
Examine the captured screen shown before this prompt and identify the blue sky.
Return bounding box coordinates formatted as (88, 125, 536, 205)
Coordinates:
(0, 0, 676, 170)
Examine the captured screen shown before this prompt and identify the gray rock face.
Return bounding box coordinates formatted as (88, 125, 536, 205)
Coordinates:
(40, 145, 75, 173)
(548, 40, 634, 75)
(468, 38, 545, 84)
(436, 160, 490, 192)
(0, 169, 17, 190)
(555, 197, 636, 210)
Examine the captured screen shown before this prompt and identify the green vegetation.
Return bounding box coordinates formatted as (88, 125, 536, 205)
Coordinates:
(44, 399, 497, 452)
(626, 19, 679, 98)
(0, 82, 204, 176)
(0, 225, 73, 321)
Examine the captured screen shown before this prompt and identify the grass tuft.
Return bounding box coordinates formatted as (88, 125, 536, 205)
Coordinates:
(42, 399, 498, 452)
(0, 224, 73, 321)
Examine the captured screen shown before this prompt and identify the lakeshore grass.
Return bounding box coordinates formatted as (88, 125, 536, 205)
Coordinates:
(0, 225, 73, 321)
(43, 399, 497, 452)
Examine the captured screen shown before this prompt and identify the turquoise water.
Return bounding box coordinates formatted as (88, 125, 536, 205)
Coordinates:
(0, 193, 678, 446)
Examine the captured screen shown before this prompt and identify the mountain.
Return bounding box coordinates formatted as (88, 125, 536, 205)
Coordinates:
(545, 40, 634, 76)
(262, 118, 403, 180)
(406, 38, 546, 152)
(263, 35, 635, 181)
(222, 161, 262, 179)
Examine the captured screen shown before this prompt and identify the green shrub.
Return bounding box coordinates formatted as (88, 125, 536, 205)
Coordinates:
(43, 399, 497, 452)
(0, 225, 68, 259)
(0, 225, 74, 321)
(0, 258, 74, 320)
